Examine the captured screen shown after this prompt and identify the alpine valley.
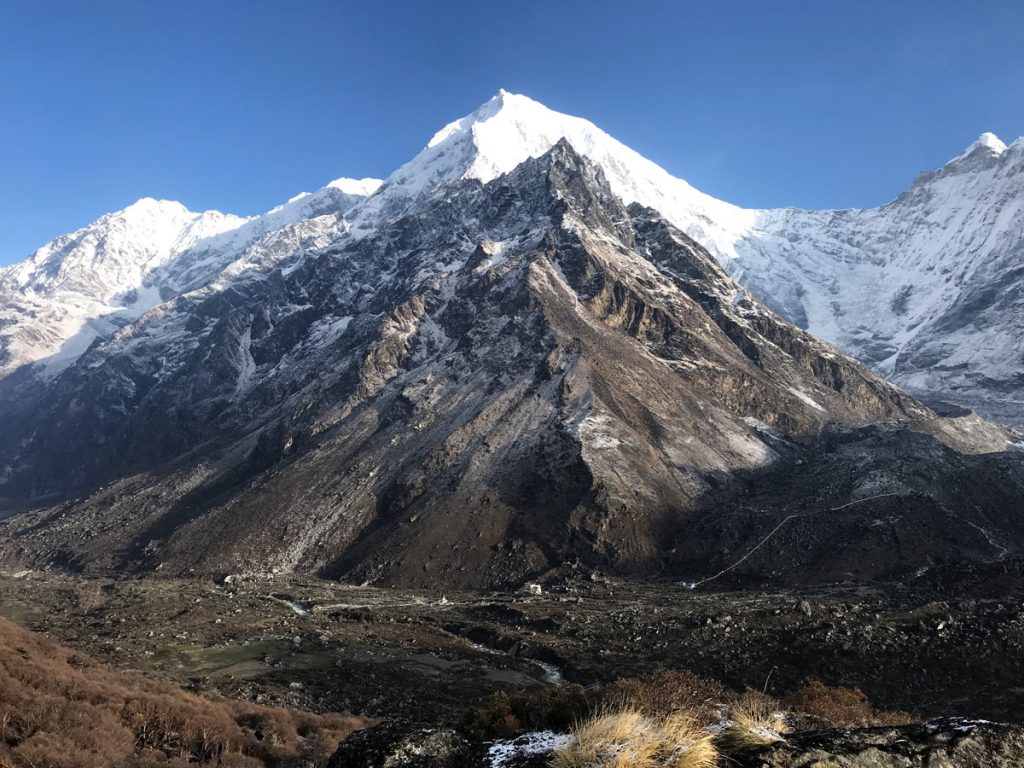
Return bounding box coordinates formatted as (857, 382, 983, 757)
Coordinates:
(3, 93, 1024, 763)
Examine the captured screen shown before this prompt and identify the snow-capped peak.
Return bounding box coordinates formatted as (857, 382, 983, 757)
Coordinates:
(355, 90, 755, 256)
(415, 89, 689, 189)
(326, 177, 383, 196)
(120, 197, 191, 216)
(3, 199, 246, 296)
(973, 132, 1008, 154)
(946, 131, 1009, 167)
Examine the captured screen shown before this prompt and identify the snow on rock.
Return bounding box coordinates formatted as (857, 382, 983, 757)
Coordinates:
(487, 731, 572, 768)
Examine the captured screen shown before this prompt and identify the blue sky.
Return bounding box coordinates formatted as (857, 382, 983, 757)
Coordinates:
(1, 0, 1022, 264)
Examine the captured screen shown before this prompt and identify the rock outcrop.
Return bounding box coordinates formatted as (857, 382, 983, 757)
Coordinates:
(732, 719, 1024, 768)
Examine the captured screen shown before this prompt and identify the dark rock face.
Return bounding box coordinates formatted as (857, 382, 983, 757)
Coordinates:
(326, 721, 477, 768)
(0, 142, 1021, 588)
(732, 719, 1024, 768)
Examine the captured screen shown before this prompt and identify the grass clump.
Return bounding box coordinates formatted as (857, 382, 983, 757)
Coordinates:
(463, 668, 922, 761)
(465, 670, 729, 740)
(717, 691, 789, 751)
(552, 709, 718, 768)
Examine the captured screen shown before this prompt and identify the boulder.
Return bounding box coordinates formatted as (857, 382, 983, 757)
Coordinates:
(327, 720, 478, 768)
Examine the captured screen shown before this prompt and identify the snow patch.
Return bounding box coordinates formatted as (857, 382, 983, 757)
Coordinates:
(788, 386, 825, 412)
(326, 177, 383, 196)
(577, 411, 623, 451)
(474, 239, 514, 273)
(487, 731, 572, 768)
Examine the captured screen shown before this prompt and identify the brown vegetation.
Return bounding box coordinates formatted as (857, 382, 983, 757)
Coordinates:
(0, 617, 368, 768)
(462, 683, 591, 737)
(464, 669, 921, 762)
(784, 681, 919, 730)
(598, 670, 728, 724)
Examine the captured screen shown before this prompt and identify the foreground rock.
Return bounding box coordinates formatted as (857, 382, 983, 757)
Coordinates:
(732, 719, 1024, 768)
(327, 721, 477, 768)
(329, 719, 1024, 768)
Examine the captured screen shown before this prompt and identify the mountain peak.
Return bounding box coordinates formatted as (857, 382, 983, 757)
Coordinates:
(325, 177, 383, 196)
(975, 131, 1007, 153)
(375, 91, 747, 250)
(945, 131, 1009, 168)
(423, 89, 543, 154)
(120, 197, 193, 216)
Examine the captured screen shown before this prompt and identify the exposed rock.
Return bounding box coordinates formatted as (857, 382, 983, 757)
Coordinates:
(732, 719, 1024, 768)
(327, 721, 477, 768)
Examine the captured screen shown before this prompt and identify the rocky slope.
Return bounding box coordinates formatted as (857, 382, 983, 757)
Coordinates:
(0, 129, 1020, 588)
(317, 91, 1024, 425)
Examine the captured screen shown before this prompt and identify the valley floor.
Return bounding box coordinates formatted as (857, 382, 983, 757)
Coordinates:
(1, 571, 1021, 724)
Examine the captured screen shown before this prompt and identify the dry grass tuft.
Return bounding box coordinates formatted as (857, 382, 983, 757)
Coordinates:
(466, 671, 730, 739)
(552, 709, 718, 768)
(717, 691, 789, 751)
(658, 712, 720, 768)
(0, 616, 369, 767)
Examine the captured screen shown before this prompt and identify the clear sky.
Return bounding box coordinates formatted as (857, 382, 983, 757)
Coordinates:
(1, 0, 1022, 264)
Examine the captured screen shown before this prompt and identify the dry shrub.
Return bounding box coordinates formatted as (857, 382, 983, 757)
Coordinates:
(598, 670, 727, 724)
(463, 684, 590, 737)
(783, 681, 919, 730)
(0, 616, 369, 767)
(552, 709, 717, 768)
(717, 691, 789, 751)
(784, 681, 871, 728)
(867, 709, 920, 727)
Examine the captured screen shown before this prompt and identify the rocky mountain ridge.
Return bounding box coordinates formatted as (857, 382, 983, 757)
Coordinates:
(0, 133, 1020, 589)
(2, 92, 1021, 423)
(0, 177, 381, 385)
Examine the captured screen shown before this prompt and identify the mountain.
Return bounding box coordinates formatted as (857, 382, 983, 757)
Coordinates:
(0, 176, 381, 387)
(2, 93, 1021, 424)
(322, 92, 1024, 426)
(1, 92, 1021, 590)
(372, 95, 1024, 426)
(714, 132, 1024, 426)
